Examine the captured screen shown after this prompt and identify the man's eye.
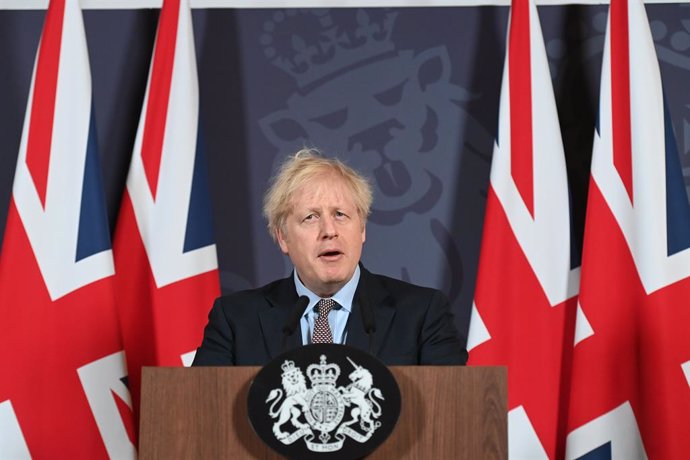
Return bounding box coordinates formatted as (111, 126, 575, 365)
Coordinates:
(335, 211, 347, 218)
(304, 214, 316, 222)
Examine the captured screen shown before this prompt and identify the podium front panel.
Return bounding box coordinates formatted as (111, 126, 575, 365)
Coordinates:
(139, 366, 506, 459)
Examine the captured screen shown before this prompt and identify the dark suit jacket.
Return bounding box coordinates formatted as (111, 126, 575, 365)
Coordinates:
(192, 267, 468, 366)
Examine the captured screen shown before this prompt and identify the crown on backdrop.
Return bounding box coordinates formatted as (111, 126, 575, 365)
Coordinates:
(260, 9, 398, 88)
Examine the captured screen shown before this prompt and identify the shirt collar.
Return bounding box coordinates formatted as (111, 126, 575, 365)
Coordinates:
(293, 265, 360, 317)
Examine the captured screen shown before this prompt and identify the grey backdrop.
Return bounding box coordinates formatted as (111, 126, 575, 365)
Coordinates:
(1, 5, 689, 344)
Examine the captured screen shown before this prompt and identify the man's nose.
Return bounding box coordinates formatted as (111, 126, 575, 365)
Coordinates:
(319, 216, 338, 238)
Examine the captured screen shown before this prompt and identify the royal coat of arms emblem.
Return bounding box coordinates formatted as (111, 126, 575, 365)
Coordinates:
(265, 354, 385, 452)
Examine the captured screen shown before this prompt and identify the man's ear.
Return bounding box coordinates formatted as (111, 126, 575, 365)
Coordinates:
(276, 227, 289, 254)
(361, 224, 366, 244)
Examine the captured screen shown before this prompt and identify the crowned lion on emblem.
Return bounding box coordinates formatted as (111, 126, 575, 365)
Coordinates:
(266, 361, 310, 439)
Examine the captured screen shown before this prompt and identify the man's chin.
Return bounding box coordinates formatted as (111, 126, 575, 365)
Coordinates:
(314, 276, 348, 296)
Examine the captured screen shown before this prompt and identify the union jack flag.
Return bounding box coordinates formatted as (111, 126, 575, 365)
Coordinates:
(112, 0, 220, 434)
(467, 0, 579, 458)
(0, 0, 135, 457)
(565, 0, 690, 458)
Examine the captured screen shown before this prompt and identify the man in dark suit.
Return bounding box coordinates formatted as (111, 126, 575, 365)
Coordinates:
(193, 149, 467, 366)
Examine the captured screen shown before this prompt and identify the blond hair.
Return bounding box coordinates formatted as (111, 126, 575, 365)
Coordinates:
(263, 148, 373, 242)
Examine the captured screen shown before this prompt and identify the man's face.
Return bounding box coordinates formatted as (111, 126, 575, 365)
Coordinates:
(276, 173, 366, 297)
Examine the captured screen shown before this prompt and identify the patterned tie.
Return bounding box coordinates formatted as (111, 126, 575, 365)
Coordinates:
(312, 298, 335, 344)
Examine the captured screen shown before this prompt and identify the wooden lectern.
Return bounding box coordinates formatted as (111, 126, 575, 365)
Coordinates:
(139, 366, 506, 459)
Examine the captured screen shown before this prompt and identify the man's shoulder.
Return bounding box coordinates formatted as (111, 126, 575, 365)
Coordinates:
(363, 269, 443, 299)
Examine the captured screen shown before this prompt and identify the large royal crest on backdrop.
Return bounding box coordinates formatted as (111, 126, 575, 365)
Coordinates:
(247, 344, 401, 459)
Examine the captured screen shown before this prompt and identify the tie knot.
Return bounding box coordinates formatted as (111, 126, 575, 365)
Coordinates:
(317, 298, 335, 316)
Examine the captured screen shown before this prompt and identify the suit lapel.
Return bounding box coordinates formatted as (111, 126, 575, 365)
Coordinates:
(347, 268, 395, 358)
(260, 276, 303, 359)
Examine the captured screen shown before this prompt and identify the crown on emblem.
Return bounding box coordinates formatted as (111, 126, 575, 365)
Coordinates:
(307, 355, 340, 386)
(260, 9, 398, 88)
(281, 360, 300, 378)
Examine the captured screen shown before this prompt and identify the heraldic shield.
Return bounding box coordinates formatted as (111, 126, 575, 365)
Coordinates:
(247, 344, 401, 460)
